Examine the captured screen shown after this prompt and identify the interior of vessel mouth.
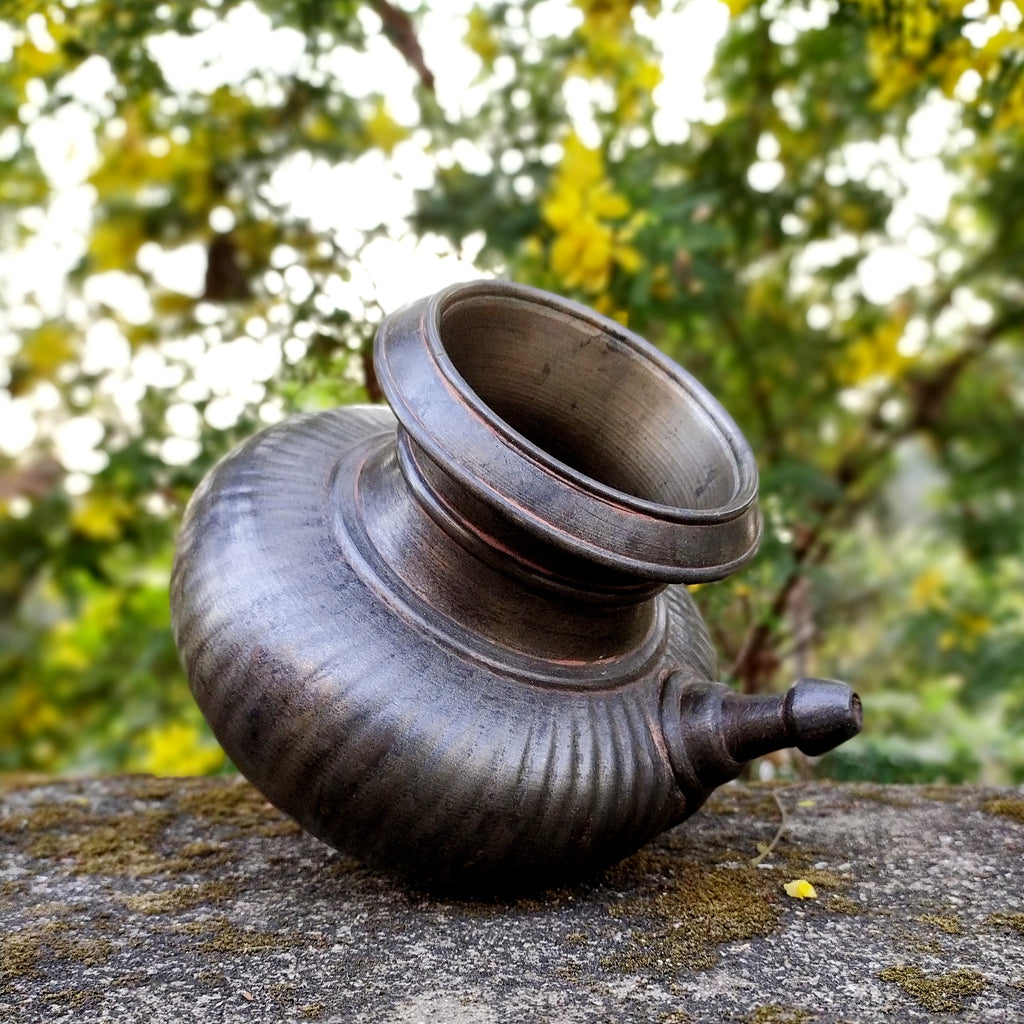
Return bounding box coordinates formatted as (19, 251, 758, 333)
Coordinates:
(439, 295, 741, 512)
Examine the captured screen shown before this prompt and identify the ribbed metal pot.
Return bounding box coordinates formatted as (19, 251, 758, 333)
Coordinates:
(170, 280, 861, 892)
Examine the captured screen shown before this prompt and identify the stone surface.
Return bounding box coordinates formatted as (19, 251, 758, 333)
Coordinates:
(1, 775, 1022, 1023)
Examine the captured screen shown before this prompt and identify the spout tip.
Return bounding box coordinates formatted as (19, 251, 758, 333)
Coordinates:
(784, 678, 863, 758)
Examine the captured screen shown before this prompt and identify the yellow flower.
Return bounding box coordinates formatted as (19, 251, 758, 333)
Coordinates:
(134, 720, 225, 776)
(722, 0, 757, 16)
(940, 611, 992, 651)
(550, 220, 611, 293)
(11, 30, 62, 100)
(20, 324, 76, 379)
(593, 294, 629, 324)
(854, 0, 1024, 117)
(14, 687, 62, 736)
(570, 1, 661, 122)
(784, 879, 818, 899)
(840, 315, 911, 385)
(542, 134, 642, 294)
(89, 218, 146, 273)
(71, 493, 134, 542)
(632, 60, 663, 92)
(910, 567, 947, 611)
(465, 6, 499, 65)
(302, 111, 335, 143)
(44, 620, 90, 672)
(574, 0, 635, 37)
(363, 99, 408, 156)
(651, 264, 673, 300)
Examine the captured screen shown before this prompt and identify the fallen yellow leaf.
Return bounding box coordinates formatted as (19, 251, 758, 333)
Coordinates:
(784, 879, 818, 900)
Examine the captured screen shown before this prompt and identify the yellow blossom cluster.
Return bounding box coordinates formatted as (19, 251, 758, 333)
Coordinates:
(571, 0, 663, 121)
(70, 492, 135, 542)
(464, 6, 499, 65)
(848, 0, 1024, 123)
(720, 0, 1024, 127)
(910, 566, 947, 610)
(938, 610, 992, 651)
(910, 566, 993, 651)
(132, 720, 226, 776)
(541, 134, 643, 294)
(722, 0, 757, 15)
(9, 10, 68, 102)
(839, 314, 911, 385)
(362, 98, 409, 156)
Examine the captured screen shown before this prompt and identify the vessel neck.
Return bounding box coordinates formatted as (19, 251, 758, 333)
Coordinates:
(339, 430, 664, 671)
(396, 428, 665, 605)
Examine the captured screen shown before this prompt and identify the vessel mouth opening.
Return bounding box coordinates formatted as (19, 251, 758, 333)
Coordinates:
(437, 289, 750, 516)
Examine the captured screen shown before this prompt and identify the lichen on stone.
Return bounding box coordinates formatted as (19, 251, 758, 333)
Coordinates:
(175, 782, 292, 832)
(742, 1006, 812, 1024)
(981, 796, 1024, 824)
(878, 965, 988, 1012)
(602, 852, 784, 971)
(824, 894, 863, 916)
(118, 880, 237, 915)
(915, 912, 963, 935)
(988, 910, 1024, 935)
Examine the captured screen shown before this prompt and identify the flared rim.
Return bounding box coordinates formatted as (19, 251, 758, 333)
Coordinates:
(374, 279, 762, 582)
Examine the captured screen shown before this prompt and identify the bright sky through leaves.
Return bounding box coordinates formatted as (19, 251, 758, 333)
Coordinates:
(0, 0, 965, 464)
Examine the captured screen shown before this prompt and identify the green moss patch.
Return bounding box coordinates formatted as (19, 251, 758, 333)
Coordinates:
(1, 923, 115, 992)
(741, 1007, 812, 1024)
(176, 914, 326, 956)
(824, 894, 864, 916)
(1, 929, 45, 983)
(175, 782, 297, 836)
(602, 852, 785, 971)
(21, 807, 175, 876)
(981, 796, 1024, 824)
(0, 779, 305, 876)
(878, 965, 988, 1012)
(0, 773, 62, 794)
(915, 913, 963, 935)
(988, 910, 1024, 935)
(119, 880, 237, 915)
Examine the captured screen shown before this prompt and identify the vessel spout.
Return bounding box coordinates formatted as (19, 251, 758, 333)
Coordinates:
(661, 675, 863, 798)
(722, 678, 863, 763)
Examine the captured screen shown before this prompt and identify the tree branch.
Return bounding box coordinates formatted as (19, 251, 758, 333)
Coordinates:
(370, 0, 435, 93)
(726, 301, 1020, 696)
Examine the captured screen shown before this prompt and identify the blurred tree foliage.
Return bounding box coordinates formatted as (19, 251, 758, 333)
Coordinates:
(1, 0, 1022, 781)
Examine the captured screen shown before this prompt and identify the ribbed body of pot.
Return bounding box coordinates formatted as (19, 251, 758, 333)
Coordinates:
(171, 281, 776, 890)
